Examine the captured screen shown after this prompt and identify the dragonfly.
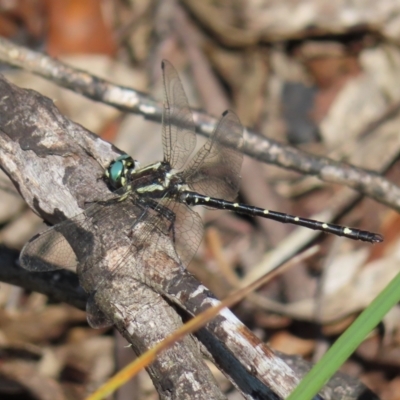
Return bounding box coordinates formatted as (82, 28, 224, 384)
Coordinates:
(19, 60, 383, 327)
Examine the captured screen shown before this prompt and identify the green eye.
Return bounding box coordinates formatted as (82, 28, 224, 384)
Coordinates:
(109, 160, 123, 186)
(107, 155, 135, 189)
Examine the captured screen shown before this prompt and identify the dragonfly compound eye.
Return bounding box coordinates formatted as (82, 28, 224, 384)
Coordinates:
(107, 155, 136, 189)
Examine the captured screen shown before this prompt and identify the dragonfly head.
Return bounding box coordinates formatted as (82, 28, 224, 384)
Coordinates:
(105, 155, 137, 189)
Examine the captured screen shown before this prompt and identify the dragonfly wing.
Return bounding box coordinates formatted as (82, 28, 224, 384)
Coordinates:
(183, 110, 244, 201)
(80, 201, 176, 295)
(19, 213, 91, 272)
(161, 60, 196, 170)
(76, 197, 149, 293)
(81, 196, 204, 300)
(19, 186, 129, 273)
(134, 197, 204, 269)
(172, 202, 204, 268)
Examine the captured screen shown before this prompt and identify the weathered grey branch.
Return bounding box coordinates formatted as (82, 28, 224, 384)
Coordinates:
(0, 247, 379, 400)
(0, 77, 225, 400)
(0, 36, 398, 212)
(0, 72, 379, 399)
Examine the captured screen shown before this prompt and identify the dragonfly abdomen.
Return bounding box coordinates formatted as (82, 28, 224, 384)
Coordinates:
(181, 191, 383, 243)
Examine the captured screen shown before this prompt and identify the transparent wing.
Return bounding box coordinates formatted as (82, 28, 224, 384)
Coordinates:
(183, 110, 244, 201)
(78, 204, 171, 297)
(161, 60, 196, 170)
(137, 196, 204, 269)
(19, 187, 144, 282)
(19, 205, 108, 273)
(21, 193, 154, 328)
(79, 197, 204, 304)
(74, 198, 149, 294)
(20, 227, 79, 272)
(21, 191, 204, 327)
(172, 202, 204, 268)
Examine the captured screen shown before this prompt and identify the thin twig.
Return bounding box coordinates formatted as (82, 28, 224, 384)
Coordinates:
(0, 37, 398, 211)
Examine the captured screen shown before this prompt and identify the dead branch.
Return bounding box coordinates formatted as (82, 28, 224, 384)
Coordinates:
(0, 71, 379, 400)
(0, 76, 225, 400)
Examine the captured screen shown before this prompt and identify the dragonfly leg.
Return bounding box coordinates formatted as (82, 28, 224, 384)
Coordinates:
(145, 198, 177, 242)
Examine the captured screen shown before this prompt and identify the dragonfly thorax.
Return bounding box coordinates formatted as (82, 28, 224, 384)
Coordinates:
(107, 156, 184, 199)
(132, 161, 184, 199)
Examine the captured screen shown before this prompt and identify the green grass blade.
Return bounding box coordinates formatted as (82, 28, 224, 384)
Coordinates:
(287, 271, 400, 400)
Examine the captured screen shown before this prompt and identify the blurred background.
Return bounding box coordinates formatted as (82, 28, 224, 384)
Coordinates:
(0, 0, 399, 399)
